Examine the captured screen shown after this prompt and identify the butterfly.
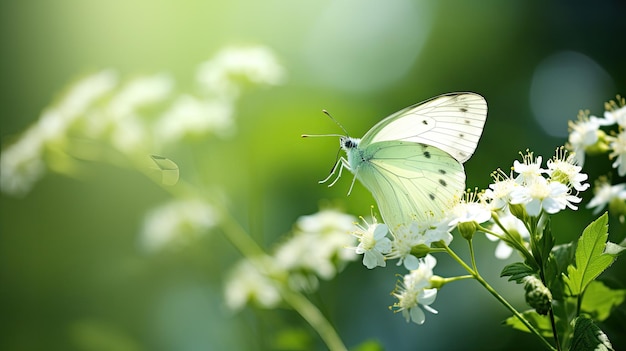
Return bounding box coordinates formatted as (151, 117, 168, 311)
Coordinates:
(304, 92, 488, 232)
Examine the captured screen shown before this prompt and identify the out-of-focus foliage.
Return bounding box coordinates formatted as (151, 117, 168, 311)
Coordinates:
(1, 1, 625, 350)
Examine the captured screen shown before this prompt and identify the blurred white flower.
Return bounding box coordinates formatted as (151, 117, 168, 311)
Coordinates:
(155, 95, 234, 142)
(139, 198, 218, 252)
(57, 70, 119, 120)
(608, 130, 626, 176)
(197, 46, 285, 100)
(0, 126, 47, 196)
(352, 216, 391, 269)
(1, 71, 118, 196)
(274, 209, 356, 287)
(386, 219, 448, 270)
(586, 179, 626, 215)
(391, 254, 438, 325)
(602, 100, 626, 127)
(110, 114, 149, 153)
(109, 74, 173, 118)
(224, 256, 282, 311)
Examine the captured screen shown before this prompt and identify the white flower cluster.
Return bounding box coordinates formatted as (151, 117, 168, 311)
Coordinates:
(348, 147, 589, 324)
(566, 95, 626, 220)
(224, 209, 357, 310)
(1, 46, 285, 196)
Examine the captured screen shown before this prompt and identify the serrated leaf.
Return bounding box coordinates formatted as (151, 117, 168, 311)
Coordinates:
(503, 310, 554, 337)
(570, 317, 614, 351)
(563, 213, 616, 296)
(581, 281, 626, 321)
(150, 155, 180, 186)
(501, 262, 535, 283)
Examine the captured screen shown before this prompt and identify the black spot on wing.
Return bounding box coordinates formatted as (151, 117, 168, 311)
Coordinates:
(424, 151, 431, 158)
(439, 179, 447, 186)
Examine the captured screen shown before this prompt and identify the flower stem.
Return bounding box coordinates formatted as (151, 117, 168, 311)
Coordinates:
(281, 288, 348, 351)
(443, 244, 556, 351)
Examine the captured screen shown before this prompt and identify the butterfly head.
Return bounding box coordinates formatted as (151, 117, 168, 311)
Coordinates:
(340, 136, 360, 151)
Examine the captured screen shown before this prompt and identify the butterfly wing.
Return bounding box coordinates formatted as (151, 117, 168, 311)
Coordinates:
(356, 141, 465, 230)
(360, 92, 487, 163)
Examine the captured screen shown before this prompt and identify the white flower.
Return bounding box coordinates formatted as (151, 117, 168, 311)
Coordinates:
(586, 180, 626, 215)
(567, 112, 602, 166)
(224, 256, 282, 311)
(509, 177, 581, 216)
(386, 215, 454, 270)
(274, 209, 357, 286)
(352, 216, 391, 269)
(608, 130, 626, 176)
(546, 147, 590, 191)
(196, 46, 285, 100)
(448, 190, 492, 227)
(486, 210, 530, 259)
(482, 169, 519, 211)
(513, 151, 546, 185)
(139, 198, 218, 252)
(386, 223, 426, 270)
(423, 216, 454, 245)
(391, 255, 438, 325)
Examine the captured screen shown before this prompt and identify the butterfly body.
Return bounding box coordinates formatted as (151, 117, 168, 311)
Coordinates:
(317, 93, 487, 231)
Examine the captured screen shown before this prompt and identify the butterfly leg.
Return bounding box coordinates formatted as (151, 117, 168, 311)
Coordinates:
(319, 158, 342, 184)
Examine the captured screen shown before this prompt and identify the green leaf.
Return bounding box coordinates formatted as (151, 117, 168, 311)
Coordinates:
(581, 281, 626, 321)
(503, 309, 554, 337)
(563, 213, 616, 296)
(149, 155, 180, 186)
(570, 317, 614, 351)
(501, 262, 535, 283)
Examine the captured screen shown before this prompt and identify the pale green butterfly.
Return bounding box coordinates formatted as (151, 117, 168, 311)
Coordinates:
(304, 92, 487, 231)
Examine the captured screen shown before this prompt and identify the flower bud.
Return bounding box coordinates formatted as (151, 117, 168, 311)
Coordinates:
(458, 221, 477, 240)
(429, 275, 446, 289)
(509, 203, 528, 221)
(523, 276, 552, 315)
(410, 244, 431, 258)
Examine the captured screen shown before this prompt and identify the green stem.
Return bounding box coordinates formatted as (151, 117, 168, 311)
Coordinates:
(443, 244, 557, 351)
(281, 288, 348, 351)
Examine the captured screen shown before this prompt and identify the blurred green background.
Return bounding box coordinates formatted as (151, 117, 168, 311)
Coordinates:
(1, 1, 625, 350)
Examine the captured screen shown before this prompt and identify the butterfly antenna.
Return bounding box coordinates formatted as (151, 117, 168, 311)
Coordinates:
(322, 109, 349, 135)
